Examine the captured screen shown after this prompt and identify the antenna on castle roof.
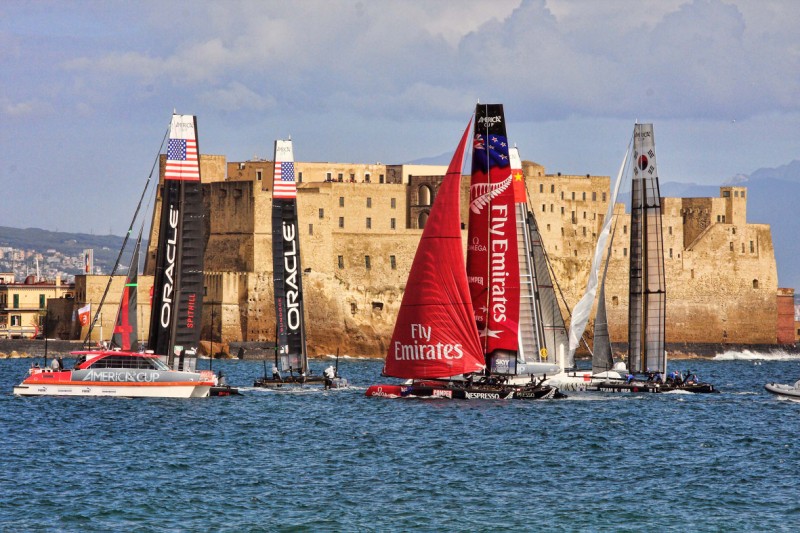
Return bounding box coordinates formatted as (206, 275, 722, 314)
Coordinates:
(173, 108, 177, 115)
(288, 134, 292, 141)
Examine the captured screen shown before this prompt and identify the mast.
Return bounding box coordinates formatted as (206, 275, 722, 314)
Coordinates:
(628, 123, 666, 374)
(148, 114, 205, 370)
(466, 103, 521, 375)
(272, 139, 308, 374)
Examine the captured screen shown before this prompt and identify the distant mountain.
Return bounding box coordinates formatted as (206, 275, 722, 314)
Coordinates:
(405, 152, 451, 165)
(0, 226, 142, 276)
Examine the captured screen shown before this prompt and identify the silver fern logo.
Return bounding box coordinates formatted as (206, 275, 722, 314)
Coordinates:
(469, 175, 512, 214)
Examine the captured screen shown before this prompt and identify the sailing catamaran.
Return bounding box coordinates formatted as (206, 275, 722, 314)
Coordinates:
(14, 114, 217, 398)
(586, 123, 717, 393)
(254, 139, 347, 389)
(366, 105, 564, 400)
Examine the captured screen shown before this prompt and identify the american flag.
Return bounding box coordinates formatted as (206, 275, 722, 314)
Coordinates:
(165, 138, 200, 181)
(273, 161, 297, 199)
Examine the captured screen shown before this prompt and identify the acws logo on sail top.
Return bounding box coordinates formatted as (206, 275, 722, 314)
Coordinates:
(393, 323, 465, 361)
(477, 115, 503, 126)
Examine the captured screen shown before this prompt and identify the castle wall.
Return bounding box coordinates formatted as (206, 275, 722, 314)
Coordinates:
(777, 288, 796, 344)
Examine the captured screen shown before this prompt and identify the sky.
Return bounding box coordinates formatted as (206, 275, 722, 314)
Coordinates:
(1, 0, 799, 235)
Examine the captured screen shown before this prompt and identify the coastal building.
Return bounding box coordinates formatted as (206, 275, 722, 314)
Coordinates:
(0, 275, 74, 339)
(137, 153, 787, 356)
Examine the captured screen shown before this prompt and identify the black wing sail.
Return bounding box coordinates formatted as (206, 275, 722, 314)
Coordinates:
(148, 114, 205, 369)
(272, 139, 308, 374)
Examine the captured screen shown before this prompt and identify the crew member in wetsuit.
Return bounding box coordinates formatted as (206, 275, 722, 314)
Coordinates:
(323, 364, 336, 389)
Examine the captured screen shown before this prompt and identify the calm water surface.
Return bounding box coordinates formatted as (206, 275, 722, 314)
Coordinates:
(1, 351, 798, 532)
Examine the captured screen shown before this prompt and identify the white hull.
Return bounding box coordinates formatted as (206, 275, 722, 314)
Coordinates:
(541, 369, 626, 392)
(764, 382, 800, 399)
(13, 383, 211, 398)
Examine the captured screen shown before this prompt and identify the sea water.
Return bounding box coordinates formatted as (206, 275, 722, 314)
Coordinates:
(1, 353, 798, 531)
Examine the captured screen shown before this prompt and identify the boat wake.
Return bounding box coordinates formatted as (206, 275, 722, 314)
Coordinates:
(713, 349, 800, 361)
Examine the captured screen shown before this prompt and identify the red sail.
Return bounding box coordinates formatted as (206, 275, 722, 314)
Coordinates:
(383, 121, 485, 379)
(466, 104, 521, 355)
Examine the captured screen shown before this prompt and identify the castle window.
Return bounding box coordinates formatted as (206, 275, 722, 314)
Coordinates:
(602, 192, 607, 202)
(547, 224, 551, 231)
(582, 227, 587, 236)
(623, 225, 627, 234)
(366, 217, 372, 229)
(732, 227, 736, 235)
(669, 248, 673, 258)
(734, 190, 738, 197)
(391, 198, 396, 209)
(741, 191, 745, 198)
(612, 296, 619, 306)
(669, 226, 673, 235)
(339, 196, 344, 207)
(561, 207, 565, 215)
(583, 211, 587, 219)
(691, 269, 694, 279)
(319, 208, 324, 219)
(730, 242, 734, 251)
(742, 243, 745, 253)
(338, 173, 343, 182)
(550, 184, 555, 193)
(350, 173, 355, 182)
(723, 190, 731, 198)
(571, 211, 576, 224)
(391, 218, 396, 230)
(298, 172, 303, 183)
(582, 192, 586, 201)
(750, 240, 755, 253)
(574, 250, 578, 257)
(717, 215, 721, 222)
(592, 192, 597, 201)
(418, 185, 432, 206)
(365, 173, 371, 183)
(418, 211, 429, 228)
(309, 224, 313, 235)
(623, 248, 628, 257)
(753, 279, 759, 289)
(367, 197, 372, 208)
(380, 174, 385, 183)
(350, 302, 357, 314)
(327, 172, 332, 181)
(539, 184, 544, 193)
(365, 256, 371, 270)
(561, 227, 564, 236)
(561, 191, 564, 200)
(722, 215, 726, 223)
(390, 255, 396, 270)
(338, 256, 344, 269)
(256, 170, 262, 181)
(339, 217, 344, 228)
(571, 192, 575, 201)
(542, 204, 546, 213)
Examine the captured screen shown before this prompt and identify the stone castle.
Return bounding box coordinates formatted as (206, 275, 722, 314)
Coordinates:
(135, 151, 789, 357)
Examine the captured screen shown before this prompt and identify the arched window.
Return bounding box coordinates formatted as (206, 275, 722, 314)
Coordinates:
(418, 184, 432, 206)
(418, 211, 430, 229)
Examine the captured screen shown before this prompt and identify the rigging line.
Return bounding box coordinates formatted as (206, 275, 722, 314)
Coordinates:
(84, 122, 170, 346)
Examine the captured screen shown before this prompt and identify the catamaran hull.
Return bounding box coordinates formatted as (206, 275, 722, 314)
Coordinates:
(588, 380, 719, 394)
(254, 376, 348, 389)
(365, 383, 565, 400)
(764, 383, 800, 399)
(13, 383, 211, 398)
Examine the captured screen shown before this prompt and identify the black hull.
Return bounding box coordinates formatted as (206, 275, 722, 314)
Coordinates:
(589, 380, 719, 394)
(210, 386, 241, 396)
(253, 375, 347, 389)
(366, 381, 566, 400)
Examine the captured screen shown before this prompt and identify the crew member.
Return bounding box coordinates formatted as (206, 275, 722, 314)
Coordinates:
(323, 365, 336, 389)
